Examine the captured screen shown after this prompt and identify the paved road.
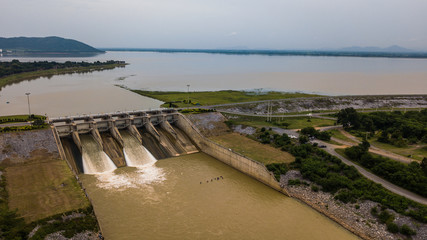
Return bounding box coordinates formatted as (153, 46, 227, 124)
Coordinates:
(217, 110, 337, 120)
(272, 128, 427, 205)
(335, 128, 415, 164)
(0, 122, 32, 127)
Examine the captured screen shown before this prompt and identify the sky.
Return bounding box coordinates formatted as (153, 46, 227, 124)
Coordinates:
(2, 0, 427, 50)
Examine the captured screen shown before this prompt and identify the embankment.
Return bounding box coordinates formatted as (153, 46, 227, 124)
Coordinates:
(176, 113, 289, 195)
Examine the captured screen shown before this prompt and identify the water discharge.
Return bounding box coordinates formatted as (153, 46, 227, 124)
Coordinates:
(80, 135, 117, 174)
(120, 130, 156, 166)
(80, 153, 359, 240)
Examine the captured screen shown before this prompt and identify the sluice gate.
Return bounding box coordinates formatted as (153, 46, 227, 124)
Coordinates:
(51, 109, 198, 174)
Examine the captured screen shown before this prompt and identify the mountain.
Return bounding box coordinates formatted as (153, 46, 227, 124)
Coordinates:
(339, 45, 415, 53)
(0, 36, 103, 53)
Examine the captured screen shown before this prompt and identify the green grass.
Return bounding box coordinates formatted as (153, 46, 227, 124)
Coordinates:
(328, 129, 358, 143)
(0, 114, 46, 124)
(4, 156, 89, 222)
(223, 113, 335, 129)
(132, 90, 321, 107)
(0, 63, 125, 89)
(210, 133, 295, 165)
(369, 140, 427, 161)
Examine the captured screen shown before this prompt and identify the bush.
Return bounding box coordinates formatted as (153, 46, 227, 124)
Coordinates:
(386, 222, 399, 233)
(266, 163, 288, 181)
(400, 224, 416, 236)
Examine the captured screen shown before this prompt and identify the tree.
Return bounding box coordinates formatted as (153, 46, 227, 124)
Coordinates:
(337, 108, 360, 128)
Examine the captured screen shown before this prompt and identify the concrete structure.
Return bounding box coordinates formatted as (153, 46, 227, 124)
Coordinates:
(51, 109, 288, 196)
(175, 113, 290, 196)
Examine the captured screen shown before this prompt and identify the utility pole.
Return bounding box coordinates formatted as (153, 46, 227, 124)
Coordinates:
(187, 84, 190, 104)
(25, 92, 31, 117)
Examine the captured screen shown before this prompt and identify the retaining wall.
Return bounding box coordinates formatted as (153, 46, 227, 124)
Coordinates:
(176, 114, 289, 196)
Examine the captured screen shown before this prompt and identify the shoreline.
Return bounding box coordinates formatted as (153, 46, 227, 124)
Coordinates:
(0, 63, 126, 90)
(281, 170, 427, 240)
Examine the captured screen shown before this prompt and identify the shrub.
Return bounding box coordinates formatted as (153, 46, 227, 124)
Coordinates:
(386, 222, 399, 233)
(400, 224, 416, 236)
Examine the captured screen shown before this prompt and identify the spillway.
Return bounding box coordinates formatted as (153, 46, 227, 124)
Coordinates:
(80, 135, 117, 174)
(139, 128, 170, 159)
(120, 131, 157, 166)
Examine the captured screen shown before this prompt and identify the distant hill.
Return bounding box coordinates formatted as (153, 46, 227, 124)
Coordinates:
(339, 45, 415, 53)
(0, 36, 103, 54)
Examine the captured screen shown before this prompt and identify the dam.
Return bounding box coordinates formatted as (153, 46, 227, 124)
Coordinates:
(50, 109, 358, 240)
(51, 109, 199, 174)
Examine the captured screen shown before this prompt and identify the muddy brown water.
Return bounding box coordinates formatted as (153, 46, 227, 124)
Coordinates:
(80, 153, 359, 240)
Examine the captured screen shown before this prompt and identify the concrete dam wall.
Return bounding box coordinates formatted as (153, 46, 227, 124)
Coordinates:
(51, 109, 288, 196)
(51, 110, 199, 174)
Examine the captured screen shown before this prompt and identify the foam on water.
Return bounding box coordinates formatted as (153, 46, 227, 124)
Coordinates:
(95, 162, 165, 190)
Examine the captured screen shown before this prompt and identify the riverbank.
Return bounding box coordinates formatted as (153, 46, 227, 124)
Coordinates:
(281, 170, 427, 240)
(0, 62, 126, 90)
(0, 129, 99, 239)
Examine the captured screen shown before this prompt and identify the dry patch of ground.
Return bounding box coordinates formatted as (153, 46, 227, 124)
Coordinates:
(0, 129, 89, 223)
(185, 112, 230, 137)
(210, 133, 295, 165)
(5, 149, 89, 222)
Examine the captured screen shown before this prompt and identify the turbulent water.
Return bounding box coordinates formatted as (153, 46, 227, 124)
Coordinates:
(120, 130, 157, 166)
(80, 135, 117, 174)
(80, 153, 359, 240)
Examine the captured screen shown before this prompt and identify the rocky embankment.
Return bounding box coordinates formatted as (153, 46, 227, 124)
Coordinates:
(217, 95, 427, 115)
(282, 170, 427, 240)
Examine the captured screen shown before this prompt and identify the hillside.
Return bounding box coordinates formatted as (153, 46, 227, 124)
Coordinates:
(0, 36, 103, 53)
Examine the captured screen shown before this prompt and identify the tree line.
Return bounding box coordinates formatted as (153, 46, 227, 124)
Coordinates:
(344, 140, 427, 197)
(0, 60, 123, 78)
(337, 108, 427, 146)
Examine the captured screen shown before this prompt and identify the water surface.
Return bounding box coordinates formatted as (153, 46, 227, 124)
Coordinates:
(80, 153, 359, 240)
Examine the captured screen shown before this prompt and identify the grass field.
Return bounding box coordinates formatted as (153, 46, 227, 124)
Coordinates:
(370, 140, 427, 161)
(0, 114, 46, 124)
(223, 113, 335, 129)
(5, 151, 89, 222)
(0, 63, 125, 90)
(210, 133, 295, 165)
(132, 90, 321, 107)
(328, 129, 359, 144)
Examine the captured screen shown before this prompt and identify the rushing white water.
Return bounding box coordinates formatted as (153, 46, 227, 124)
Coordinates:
(121, 131, 157, 166)
(80, 135, 117, 174)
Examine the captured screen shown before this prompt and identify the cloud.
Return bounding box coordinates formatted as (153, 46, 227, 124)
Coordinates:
(228, 32, 238, 36)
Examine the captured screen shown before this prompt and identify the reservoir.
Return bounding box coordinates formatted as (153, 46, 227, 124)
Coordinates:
(1, 51, 427, 116)
(80, 153, 358, 240)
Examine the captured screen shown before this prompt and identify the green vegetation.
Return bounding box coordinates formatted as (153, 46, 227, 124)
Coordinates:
(0, 168, 97, 239)
(0, 36, 103, 53)
(179, 108, 216, 114)
(29, 206, 98, 239)
(0, 114, 45, 124)
(0, 60, 126, 89)
(132, 90, 320, 107)
(337, 108, 427, 146)
(343, 141, 427, 197)
(223, 113, 335, 129)
(300, 127, 331, 141)
(210, 133, 295, 165)
(266, 163, 288, 181)
(0, 115, 48, 133)
(328, 129, 358, 143)
(246, 125, 427, 224)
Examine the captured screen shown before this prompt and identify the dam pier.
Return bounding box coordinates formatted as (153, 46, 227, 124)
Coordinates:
(50, 109, 287, 195)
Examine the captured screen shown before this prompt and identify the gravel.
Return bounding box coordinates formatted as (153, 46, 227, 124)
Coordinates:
(281, 170, 427, 240)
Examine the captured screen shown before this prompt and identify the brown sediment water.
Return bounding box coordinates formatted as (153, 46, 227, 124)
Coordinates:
(80, 153, 359, 240)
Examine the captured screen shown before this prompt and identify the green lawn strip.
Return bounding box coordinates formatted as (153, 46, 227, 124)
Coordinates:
(369, 139, 427, 162)
(0, 63, 125, 89)
(329, 129, 358, 143)
(0, 115, 46, 124)
(131, 90, 321, 107)
(210, 133, 294, 165)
